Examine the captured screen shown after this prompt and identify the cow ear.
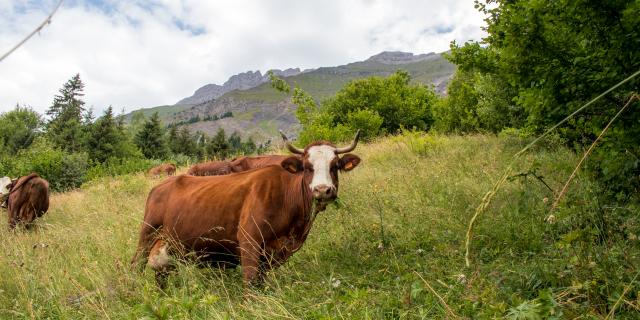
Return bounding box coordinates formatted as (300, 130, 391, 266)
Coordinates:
(281, 156, 303, 173)
(339, 154, 361, 172)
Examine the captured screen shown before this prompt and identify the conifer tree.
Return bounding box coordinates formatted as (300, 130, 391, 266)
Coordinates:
(135, 112, 168, 159)
(46, 74, 88, 152)
(88, 106, 119, 163)
(206, 128, 229, 159)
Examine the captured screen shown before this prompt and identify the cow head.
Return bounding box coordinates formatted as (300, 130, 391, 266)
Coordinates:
(280, 130, 361, 202)
(0, 176, 11, 195)
(0, 176, 12, 209)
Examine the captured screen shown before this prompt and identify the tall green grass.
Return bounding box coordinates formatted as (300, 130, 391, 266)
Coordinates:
(0, 134, 637, 318)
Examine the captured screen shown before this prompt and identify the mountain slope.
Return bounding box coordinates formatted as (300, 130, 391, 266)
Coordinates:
(126, 51, 455, 142)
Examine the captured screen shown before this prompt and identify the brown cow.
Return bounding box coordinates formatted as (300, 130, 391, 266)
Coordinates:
(3, 173, 49, 229)
(186, 160, 233, 176)
(131, 130, 362, 288)
(187, 155, 293, 176)
(148, 163, 176, 177)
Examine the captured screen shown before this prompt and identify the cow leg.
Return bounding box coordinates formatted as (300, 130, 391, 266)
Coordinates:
(147, 239, 173, 289)
(7, 205, 19, 229)
(238, 232, 264, 288)
(7, 214, 16, 229)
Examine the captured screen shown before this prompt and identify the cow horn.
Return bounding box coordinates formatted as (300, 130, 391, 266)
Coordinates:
(279, 130, 304, 154)
(335, 129, 361, 154)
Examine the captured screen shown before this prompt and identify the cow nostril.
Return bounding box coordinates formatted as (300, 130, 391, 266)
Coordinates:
(325, 188, 331, 195)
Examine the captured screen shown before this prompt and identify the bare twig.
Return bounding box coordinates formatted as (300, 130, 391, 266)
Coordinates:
(509, 169, 554, 193)
(606, 268, 640, 319)
(0, 0, 64, 63)
(551, 93, 638, 212)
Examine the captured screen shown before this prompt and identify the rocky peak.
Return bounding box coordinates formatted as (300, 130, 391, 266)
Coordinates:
(176, 68, 302, 106)
(366, 51, 437, 65)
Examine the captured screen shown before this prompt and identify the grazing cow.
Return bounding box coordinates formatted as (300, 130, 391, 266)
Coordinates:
(3, 173, 49, 229)
(131, 130, 362, 288)
(148, 163, 176, 177)
(186, 160, 233, 176)
(187, 155, 293, 176)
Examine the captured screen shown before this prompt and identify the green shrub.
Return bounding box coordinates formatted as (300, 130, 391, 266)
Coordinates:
(85, 157, 161, 181)
(297, 118, 354, 145)
(6, 137, 88, 192)
(391, 129, 444, 157)
(167, 153, 193, 167)
(346, 109, 384, 141)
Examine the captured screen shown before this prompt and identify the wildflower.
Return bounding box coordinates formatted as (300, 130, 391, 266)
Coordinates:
(545, 214, 556, 224)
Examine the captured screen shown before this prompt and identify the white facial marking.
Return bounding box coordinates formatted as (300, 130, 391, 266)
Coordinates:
(307, 145, 336, 191)
(0, 177, 11, 195)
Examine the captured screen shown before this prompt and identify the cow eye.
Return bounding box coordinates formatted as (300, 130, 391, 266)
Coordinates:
(306, 167, 314, 172)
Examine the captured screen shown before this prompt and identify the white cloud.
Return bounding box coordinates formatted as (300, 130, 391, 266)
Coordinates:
(0, 0, 486, 115)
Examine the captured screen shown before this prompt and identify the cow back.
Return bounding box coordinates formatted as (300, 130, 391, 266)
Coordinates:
(7, 174, 49, 227)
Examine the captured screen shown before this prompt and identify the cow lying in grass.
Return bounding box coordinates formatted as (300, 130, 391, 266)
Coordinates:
(132, 131, 361, 288)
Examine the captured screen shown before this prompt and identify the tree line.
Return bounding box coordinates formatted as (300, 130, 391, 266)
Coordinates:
(0, 74, 264, 191)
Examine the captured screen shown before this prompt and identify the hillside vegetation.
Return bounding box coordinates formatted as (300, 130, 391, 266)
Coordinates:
(1, 133, 637, 318)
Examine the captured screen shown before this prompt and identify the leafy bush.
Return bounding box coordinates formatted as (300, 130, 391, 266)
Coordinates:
(270, 71, 438, 144)
(433, 70, 523, 134)
(345, 109, 384, 140)
(85, 157, 162, 181)
(391, 129, 444, 157)
(5, 137, 88, 192)
(323, 70, 437, 134)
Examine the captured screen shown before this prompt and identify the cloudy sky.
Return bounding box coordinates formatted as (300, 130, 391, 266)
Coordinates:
(0, 0, 487, 115)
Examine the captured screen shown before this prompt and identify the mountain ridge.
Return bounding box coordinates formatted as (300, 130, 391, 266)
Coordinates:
(126, 51, 455, 142)
(176, 68, 302, 105)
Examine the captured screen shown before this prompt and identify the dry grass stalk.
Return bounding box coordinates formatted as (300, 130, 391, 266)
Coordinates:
(551, 93, 638, 212)
(414, 271, 463, 320)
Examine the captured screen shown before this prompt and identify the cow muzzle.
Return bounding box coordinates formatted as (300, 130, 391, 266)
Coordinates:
(312, 185, 337, 201)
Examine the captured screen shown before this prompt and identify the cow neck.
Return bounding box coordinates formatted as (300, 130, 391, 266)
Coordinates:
(6, 173, 39, 197)
(284, 171, 318, 254)
(298, 171, 314, 223)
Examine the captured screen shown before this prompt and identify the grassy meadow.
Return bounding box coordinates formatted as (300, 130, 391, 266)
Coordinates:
(1, 133, 638, 319)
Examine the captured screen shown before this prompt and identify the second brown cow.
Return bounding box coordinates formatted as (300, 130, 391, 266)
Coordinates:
(187, 155, 293, 176)
(148, 163, 176, 177)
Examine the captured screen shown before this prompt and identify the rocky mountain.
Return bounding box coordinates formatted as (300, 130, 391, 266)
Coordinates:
(366, 51, 440, 65)
(176, 68, 301, 105)
(126, 51, 455, 143)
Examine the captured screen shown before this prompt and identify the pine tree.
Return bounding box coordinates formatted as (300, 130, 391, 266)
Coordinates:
(167, 125, 179, 155)
(228, 131, 242, 152)
(206, 128, 229, 159)
(176, 127, 197, 156)
(88, 107, 119, 163)
(46, 74, 88, 152)
(243, 136, 257, 154)
(135, 112, 168, 159)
